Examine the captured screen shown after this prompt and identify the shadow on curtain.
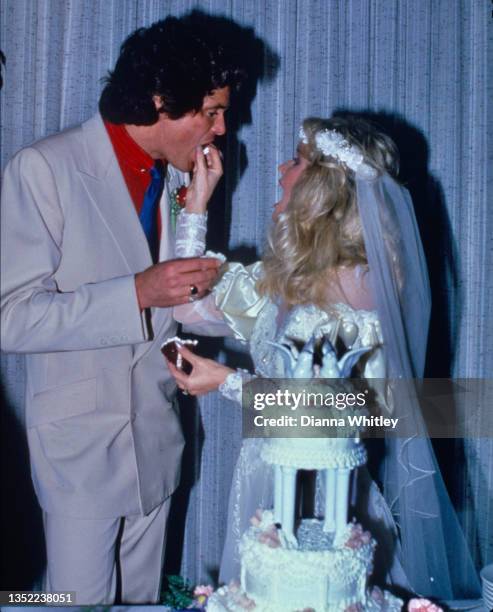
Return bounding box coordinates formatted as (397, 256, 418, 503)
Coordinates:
(0, 381, 45, 589)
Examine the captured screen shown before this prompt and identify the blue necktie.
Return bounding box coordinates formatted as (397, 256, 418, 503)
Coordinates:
(139, 160, 165, 263)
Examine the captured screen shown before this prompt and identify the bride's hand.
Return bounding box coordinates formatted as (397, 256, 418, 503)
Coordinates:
(165, 344, 234, 396)
(185, 145, 223, 214)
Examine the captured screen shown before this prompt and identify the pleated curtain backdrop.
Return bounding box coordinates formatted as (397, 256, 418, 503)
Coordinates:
(1, 0, 491, 588)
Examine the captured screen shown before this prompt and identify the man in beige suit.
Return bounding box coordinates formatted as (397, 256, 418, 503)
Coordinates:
(0, 13, 245, 605)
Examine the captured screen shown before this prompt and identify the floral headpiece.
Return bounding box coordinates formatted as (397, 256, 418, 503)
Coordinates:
(299, 125, 377, 179)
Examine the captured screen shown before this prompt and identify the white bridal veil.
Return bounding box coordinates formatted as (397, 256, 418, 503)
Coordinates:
(356, 173, 480, 598)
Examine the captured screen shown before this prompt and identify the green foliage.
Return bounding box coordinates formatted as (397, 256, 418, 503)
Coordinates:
(161, 574, 194, 608)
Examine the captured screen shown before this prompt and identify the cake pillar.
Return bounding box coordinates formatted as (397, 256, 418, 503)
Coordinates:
(280, 466, 297, 543)
(323, 468, 337, 533)
(274, 465, 282, 524)
(335, 467, 351, 537)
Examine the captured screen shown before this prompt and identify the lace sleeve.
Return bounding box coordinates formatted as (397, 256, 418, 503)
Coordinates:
(175, 211, 207, 257)
(218, 368, 255, 405)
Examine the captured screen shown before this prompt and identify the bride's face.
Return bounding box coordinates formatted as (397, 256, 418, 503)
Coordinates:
(273, 144, 309, 220)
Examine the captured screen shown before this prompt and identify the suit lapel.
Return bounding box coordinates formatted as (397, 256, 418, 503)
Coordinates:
(77, 115, 152, 273)
(77, 115, 188, 364)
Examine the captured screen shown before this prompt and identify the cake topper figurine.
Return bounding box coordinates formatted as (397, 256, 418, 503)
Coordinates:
(268, 335, 371, 379)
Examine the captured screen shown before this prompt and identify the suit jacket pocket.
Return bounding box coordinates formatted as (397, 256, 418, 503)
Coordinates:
(27, 377, 97, 427)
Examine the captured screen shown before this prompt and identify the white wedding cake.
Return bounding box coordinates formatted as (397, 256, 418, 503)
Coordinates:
(207, 439, 402, 612)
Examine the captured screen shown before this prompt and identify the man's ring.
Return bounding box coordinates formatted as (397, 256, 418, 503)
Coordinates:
(190, 285, 198, 296)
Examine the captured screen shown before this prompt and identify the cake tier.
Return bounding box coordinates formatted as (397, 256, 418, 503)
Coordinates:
(238, 517, 376, 611)
(207, 583, 403, 612)
(261, 437, 367, 470)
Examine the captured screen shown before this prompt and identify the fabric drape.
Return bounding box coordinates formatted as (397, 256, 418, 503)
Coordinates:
(0, 0, 490, 587)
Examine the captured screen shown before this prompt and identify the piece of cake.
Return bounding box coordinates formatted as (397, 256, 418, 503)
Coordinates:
(161, 336, 198, 374)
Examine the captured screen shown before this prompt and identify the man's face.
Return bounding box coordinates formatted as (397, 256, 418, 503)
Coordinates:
(150, 87, 230, 171)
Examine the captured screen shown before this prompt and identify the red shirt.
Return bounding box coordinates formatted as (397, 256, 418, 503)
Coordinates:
(104, 121, 163, 238)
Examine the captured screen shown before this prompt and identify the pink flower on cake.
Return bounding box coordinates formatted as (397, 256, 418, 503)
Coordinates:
(258, 525, 281, 548)
(408, 598, 443, 612)
(249, 509, 281, 547)
(194, 585, 214, 597)
(190, 584, 214, 608)
(344, 523, 371, 549)
(227, 582, 256, 609)
(249, 509, 264, 527)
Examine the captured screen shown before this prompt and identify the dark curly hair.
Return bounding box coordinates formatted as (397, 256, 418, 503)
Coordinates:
(99, 12, 246, 124)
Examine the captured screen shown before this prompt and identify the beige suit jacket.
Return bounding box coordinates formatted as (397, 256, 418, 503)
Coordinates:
(1, 114, 187, 518)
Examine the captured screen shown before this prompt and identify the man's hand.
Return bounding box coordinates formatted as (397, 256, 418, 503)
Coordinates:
(185, 145, 223, 214)
(135, 257, 220, 310)
(165, 345, 234, 396)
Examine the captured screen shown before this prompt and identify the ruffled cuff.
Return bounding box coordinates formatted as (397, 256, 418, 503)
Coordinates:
(218, 368, 254, 405)
(212, 261, 266, 342)
(175, 211, 207, 257)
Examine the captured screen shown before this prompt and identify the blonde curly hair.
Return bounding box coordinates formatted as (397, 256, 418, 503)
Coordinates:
(258, 115, 399, 307)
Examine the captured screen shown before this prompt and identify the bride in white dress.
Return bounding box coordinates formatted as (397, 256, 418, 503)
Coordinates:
(170, 115, 480, 600)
